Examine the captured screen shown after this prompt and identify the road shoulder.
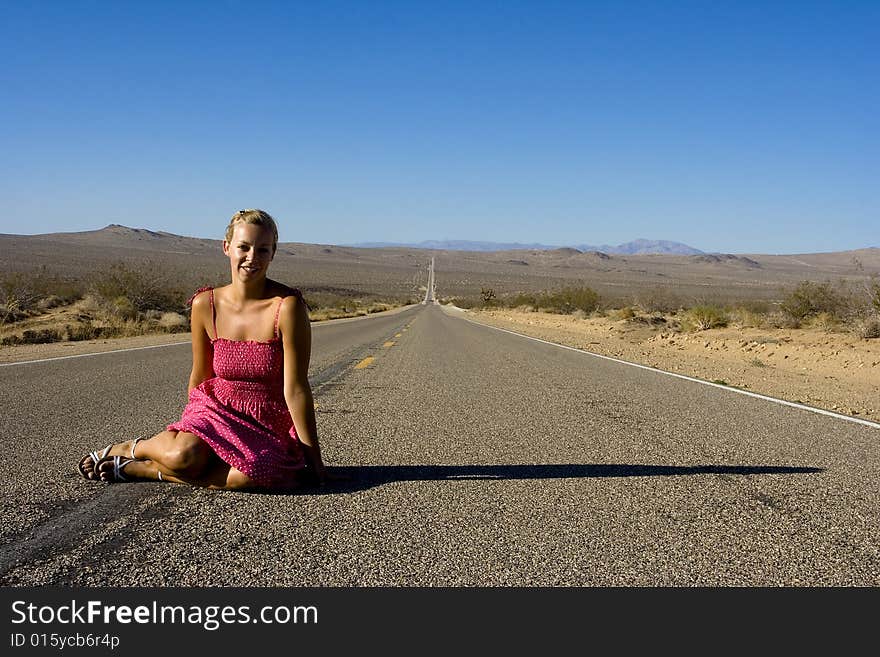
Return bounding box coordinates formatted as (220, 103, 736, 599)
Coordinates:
(453, 306, 879, 423)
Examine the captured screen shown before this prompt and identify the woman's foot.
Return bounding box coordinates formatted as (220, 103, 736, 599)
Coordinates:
(78, 446, 111, 480)
(78, 439, 143, 481)
(95, 455, 136, 483)
(95, 455, 159, 483)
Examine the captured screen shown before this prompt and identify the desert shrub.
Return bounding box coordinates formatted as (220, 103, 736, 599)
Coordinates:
(35, 295, 65, 311)
(157, 312, 188, 332)
(805, 311, 842, 332)
(0, 328, 64, 345)
(447, 297, 478, 309)
(853, 316, 880, 339)
(633, 287, 684, 314)
(1, 268, 85, 323)
(539, 286, 600, 314)
(87, 262, 184, 315)
(112, 295, 138, 321)
(609, 307, 636, 320)
(64, 323, 102, 341)
(681, 305, 729, 331)
(780, 281, 844, 321)
(851, 257, 880, 316)
(765, 311, 801, 329)
(111, 318, 145, 337)
(1, 272, 43, 323)
(626, 314, 667, 326)
(480, 287, 497, 304)
(835, 279, 880, 327)
(870, 280, 880, 315)
(506, 292, 539, 309)
(729, 306, 766, 329)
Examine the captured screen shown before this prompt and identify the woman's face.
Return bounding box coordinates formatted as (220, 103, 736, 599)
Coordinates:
(223, 223, 275, 281)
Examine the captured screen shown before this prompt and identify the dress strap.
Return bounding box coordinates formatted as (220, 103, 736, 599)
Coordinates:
(185, 285, 218, 340)
(210, 288, 219, 340)
(273, 297, 284, 340)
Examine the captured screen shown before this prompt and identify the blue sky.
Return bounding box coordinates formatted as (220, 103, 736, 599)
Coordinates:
(1, 1, 877, 254)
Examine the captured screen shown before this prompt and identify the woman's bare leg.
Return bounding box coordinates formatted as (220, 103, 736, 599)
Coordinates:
(85, 430, 262, 490)
(118, 457, 259, 490)
(88, 430, 214, 483)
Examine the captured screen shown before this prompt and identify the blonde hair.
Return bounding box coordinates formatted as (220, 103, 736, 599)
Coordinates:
(224, 209, 279, 253)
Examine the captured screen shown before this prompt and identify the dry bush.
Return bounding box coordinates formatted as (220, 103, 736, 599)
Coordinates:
(633, 287, 684, 314)
(626, 314, 667, 326)
(36, 295, 65, 311)
(545, 286, 600, 314)
(853, 316, 880, 339)
(681, 305, 729, 331)
(507, 293, 539, 309)
(0, 328, 63, 345)
(0, 274, 38, 323)
(157, 312, 189, 332)
(870, 281, 880, 315)
(609, 307, 637, 320)
(765, 311, 801, 329)
(1, 269, 84, 324)
(65, 323, 103, 342)
(729, 306, 766, 329)
(852, 257, 880, 315)
(805, 311, 842, 332)
(300, 287, 404, 315)
(780, 281, 845, 321)
(87, 262, 185, 316)
(487, 286, 600, 314)
(446, 297, 478, 309)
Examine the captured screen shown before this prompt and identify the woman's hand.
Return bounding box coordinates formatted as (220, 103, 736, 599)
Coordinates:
(302, 462, 350, 487)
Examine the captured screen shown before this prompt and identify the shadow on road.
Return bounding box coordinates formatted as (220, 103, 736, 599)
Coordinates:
(292, 463, 824, 495)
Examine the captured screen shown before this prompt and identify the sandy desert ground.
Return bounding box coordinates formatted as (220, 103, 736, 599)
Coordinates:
(463, 307, 879, 423)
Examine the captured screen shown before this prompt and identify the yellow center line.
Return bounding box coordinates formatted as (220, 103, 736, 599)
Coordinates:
(383, 341, 395, 348)
(354, 356, 375, 369)
(394, 333, 402, 338)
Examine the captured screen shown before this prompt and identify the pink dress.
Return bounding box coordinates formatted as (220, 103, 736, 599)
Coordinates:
(167, 286, 307, 488)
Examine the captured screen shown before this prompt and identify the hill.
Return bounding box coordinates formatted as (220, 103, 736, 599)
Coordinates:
(1, 226, 878, 307)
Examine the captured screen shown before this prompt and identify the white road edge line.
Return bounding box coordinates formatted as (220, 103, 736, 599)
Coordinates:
(0, 342, 192, 366)
(461, 315, 880, 430)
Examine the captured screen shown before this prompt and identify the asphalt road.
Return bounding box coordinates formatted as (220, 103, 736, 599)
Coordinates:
(1, 303, 878, 585)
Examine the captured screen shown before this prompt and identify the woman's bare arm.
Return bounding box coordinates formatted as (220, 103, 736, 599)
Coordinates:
(188, 290, 215, 394)
(279, 294, 325, 482)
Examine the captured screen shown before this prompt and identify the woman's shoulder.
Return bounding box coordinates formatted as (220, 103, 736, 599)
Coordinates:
(269, 280, 309, 309)
(186, 285, 226, 308)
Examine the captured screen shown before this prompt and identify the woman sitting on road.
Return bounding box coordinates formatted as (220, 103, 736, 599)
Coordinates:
(77, 209, 327, 490)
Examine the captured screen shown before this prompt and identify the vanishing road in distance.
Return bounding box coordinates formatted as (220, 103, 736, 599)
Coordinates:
(1, 303, 878, 585)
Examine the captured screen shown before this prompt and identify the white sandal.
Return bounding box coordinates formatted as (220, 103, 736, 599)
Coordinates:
(130, 437, 145, 460)
(96, 455, 136, 483)
(78, 445, 111, 480)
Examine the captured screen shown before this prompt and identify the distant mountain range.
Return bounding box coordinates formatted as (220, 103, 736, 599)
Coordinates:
(349, 238, 705, 255)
